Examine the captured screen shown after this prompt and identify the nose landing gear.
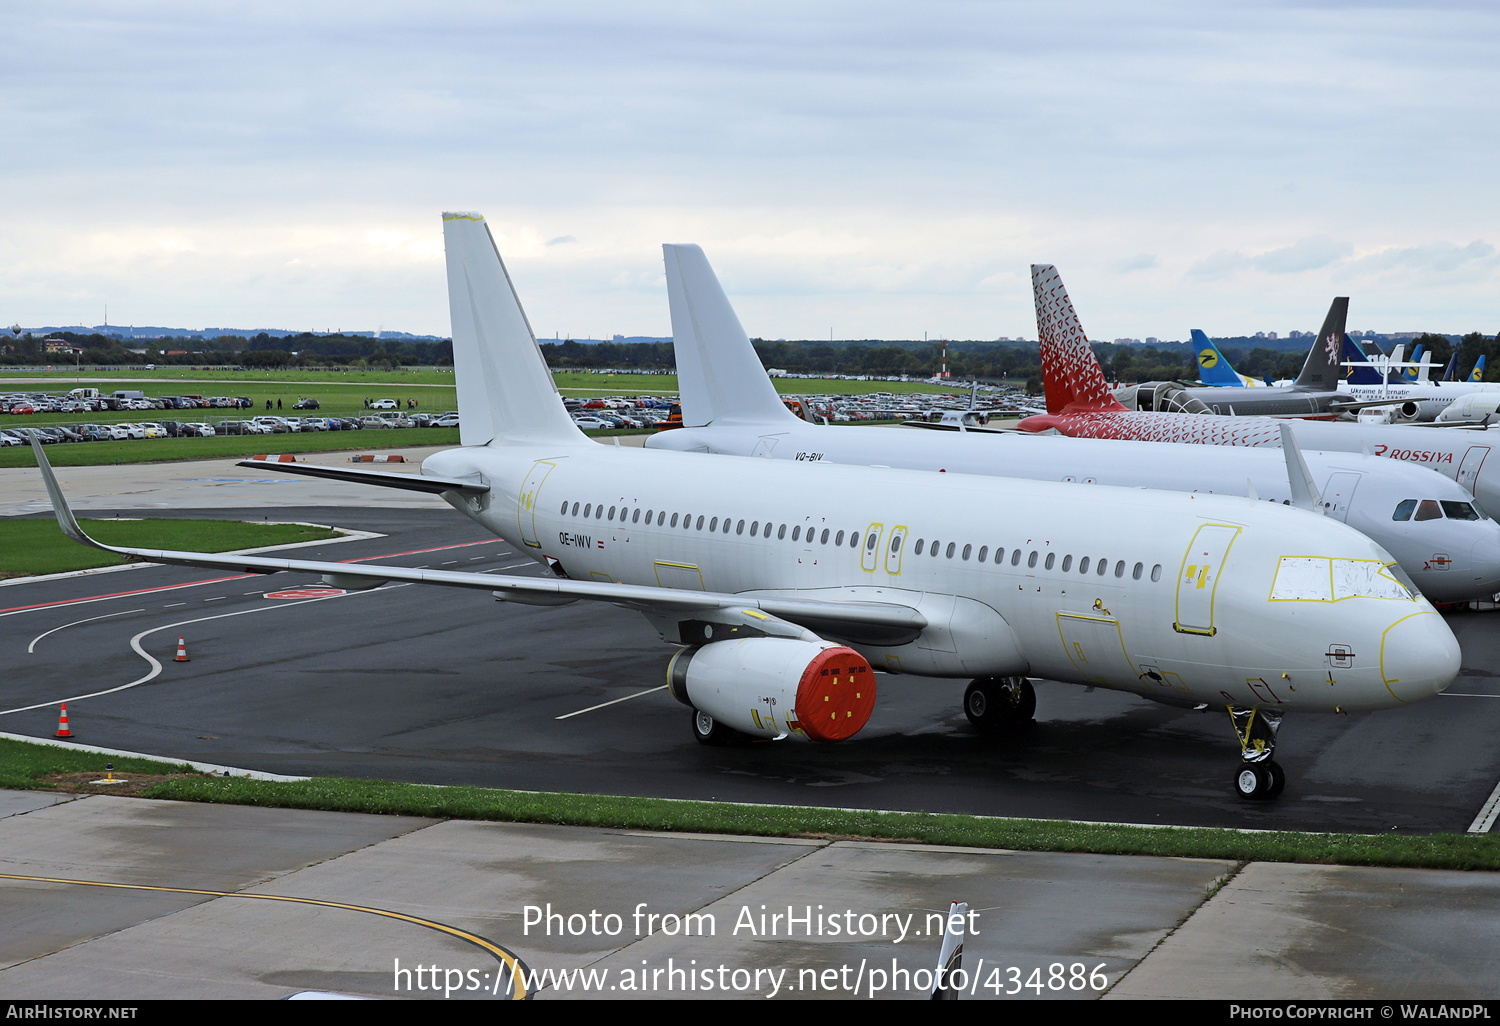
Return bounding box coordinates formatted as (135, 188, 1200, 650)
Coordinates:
(1229, 706, 1285, 800)
(964, 676, 1036, 734)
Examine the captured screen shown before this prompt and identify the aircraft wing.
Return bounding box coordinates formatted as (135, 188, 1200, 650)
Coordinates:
(235, 457, 489, 496)
(31, 437, 926, 635)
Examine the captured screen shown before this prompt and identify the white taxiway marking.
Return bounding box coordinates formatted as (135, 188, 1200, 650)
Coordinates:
(27, 609, 145, 653)
(1468, 779, 1500, 834)
(555, 685, 668, 720)
(0, 592, 352, 718)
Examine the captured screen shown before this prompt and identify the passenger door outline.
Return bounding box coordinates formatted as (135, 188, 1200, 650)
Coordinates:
(861, 522, 885, 573)
(1174, 523, 1242, 636)
(884, 525, 908, 576)
(516, 460, 556, 549)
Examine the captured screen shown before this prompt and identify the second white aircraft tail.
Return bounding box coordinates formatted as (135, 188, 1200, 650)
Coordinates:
(443, 212, 582, 446)
(663, 244, 798, 427)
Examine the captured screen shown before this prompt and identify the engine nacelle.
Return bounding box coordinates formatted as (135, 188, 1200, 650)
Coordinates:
(667, 638, 876, 742)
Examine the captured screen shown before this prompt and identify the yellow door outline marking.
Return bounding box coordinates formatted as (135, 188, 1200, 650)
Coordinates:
(884, 525, 908, 576)
(861, 522, 885, 573)
(516, 460, 557, 549)
(1174, 523, 1242, 636)
(653, 561, 705, 589)
(0, 872, 532, 999)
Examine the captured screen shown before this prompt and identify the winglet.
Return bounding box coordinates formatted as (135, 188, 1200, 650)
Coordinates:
(1278, 423, 1324, 513)
(1031, 265, 1127, 415)
(28, 434, 112, 553)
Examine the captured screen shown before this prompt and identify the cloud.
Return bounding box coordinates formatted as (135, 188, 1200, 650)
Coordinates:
(1187, 237, 1351, 280)
(1115, 253, 1158, 273)
(1251, 236, 1352, 274)
(1355, 239, 1496, 273)
(546, 235, 578, 246)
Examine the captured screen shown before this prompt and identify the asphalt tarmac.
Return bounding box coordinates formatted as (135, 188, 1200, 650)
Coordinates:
(4, 502, 1498, 834)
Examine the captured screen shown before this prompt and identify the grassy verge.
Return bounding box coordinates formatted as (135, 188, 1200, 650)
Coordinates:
(0, 518, 341, 578)
(0, 737, 195, 790)
(2, 739, 1493, 870)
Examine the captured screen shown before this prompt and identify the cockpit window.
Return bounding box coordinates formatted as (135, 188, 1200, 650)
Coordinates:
(1393, 499, 1416, 522)
(1441, 501, 1482, 521)
(1269, 557, 1416, 602)
(1414, 500, 1443, 521)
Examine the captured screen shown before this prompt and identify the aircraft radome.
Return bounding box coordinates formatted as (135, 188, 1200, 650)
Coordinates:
(29, 213, 1462, 802)
(644, 244, 1500, 605)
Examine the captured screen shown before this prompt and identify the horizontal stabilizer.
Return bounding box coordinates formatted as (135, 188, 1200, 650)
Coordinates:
(236, 458, 489, 496)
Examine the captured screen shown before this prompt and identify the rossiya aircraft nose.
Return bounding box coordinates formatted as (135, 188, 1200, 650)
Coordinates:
(1377, 611, 1460, 704)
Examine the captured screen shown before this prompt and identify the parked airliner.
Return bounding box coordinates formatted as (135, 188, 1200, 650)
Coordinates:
(1017, 265, 1500, 520)
(29, 215, 1461, 802)
(644, 245, 1500, 604)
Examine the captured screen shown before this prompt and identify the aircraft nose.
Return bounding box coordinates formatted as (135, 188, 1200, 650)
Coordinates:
(1378, 611, 1460, 704)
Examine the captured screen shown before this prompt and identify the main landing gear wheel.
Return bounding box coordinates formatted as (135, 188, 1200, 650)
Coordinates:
(691, 709, 738, 746)
(963, 676, 1036, 734)
(1234, 761, 1285, 801)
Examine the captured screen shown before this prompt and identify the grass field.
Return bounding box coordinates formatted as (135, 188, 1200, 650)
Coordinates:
(0, 518, 341, 578)
(2, 736, 1497, 870)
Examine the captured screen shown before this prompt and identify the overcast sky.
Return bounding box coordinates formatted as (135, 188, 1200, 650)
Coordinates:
(3, 1, 1497, 341)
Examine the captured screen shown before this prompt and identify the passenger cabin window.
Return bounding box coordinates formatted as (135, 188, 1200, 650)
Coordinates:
(1061, 555, 1072, 572)
(560, 501, 568, 514)
(836, 530, 846, 545)
(1011, 549, 1021, 566)
(946, 542, 956, 558)
(1151, 564, 1162, 582)
(670, 513, 679, 527)
(1027, 551, 1037, 568)
(778, 524, 787, 539)
(1079, 556, 1090, 574)
(633, 508, 641, 523)
(977, 546, 988, 562)
(994, 548, 1004, 565)
(915, 539, 925, 555)
(1043, 552, 1054, 569)
(962, 544, 972, 561)
(849, 531, 859, 548)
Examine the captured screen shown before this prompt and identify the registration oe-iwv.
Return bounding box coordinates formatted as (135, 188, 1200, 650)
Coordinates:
(29, 213, 1461, 802)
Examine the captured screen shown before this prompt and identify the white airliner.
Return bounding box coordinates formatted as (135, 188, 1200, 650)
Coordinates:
(28, 213, 1461, 803)
(1017, 265, 1500, 519)
(645, 245, 1500, 604)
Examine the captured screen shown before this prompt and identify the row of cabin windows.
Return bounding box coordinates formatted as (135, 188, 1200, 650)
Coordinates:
(560, 499, 862, 545)
(559, 499, 1164, 582)
(910, 537, 1162, 581)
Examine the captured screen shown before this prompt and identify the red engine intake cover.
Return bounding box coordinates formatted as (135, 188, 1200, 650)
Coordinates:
(794, 646, 877, 743)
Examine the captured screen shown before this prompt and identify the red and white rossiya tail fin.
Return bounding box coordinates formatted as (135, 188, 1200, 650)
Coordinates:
(1031, 264, 1126, 415)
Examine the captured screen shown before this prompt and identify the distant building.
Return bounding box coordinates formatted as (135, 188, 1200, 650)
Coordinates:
(1266, 332, 1277, 340)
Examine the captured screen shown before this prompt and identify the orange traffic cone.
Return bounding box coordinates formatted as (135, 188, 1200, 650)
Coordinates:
(175, 637, 189, 662)
(55, 703, 73, 738)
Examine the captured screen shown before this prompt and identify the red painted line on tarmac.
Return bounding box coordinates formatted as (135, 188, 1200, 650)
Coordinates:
(0, 538, 507, 617)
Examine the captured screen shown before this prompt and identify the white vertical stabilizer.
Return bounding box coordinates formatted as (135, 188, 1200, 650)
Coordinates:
(663, 244, 798, 427)
(443, 212, 582, 446)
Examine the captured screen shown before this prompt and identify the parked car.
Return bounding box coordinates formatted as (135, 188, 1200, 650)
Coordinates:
(180, 422, 216, 437)
(292, 398, 320, 410)
(357, 416, 391, 429)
